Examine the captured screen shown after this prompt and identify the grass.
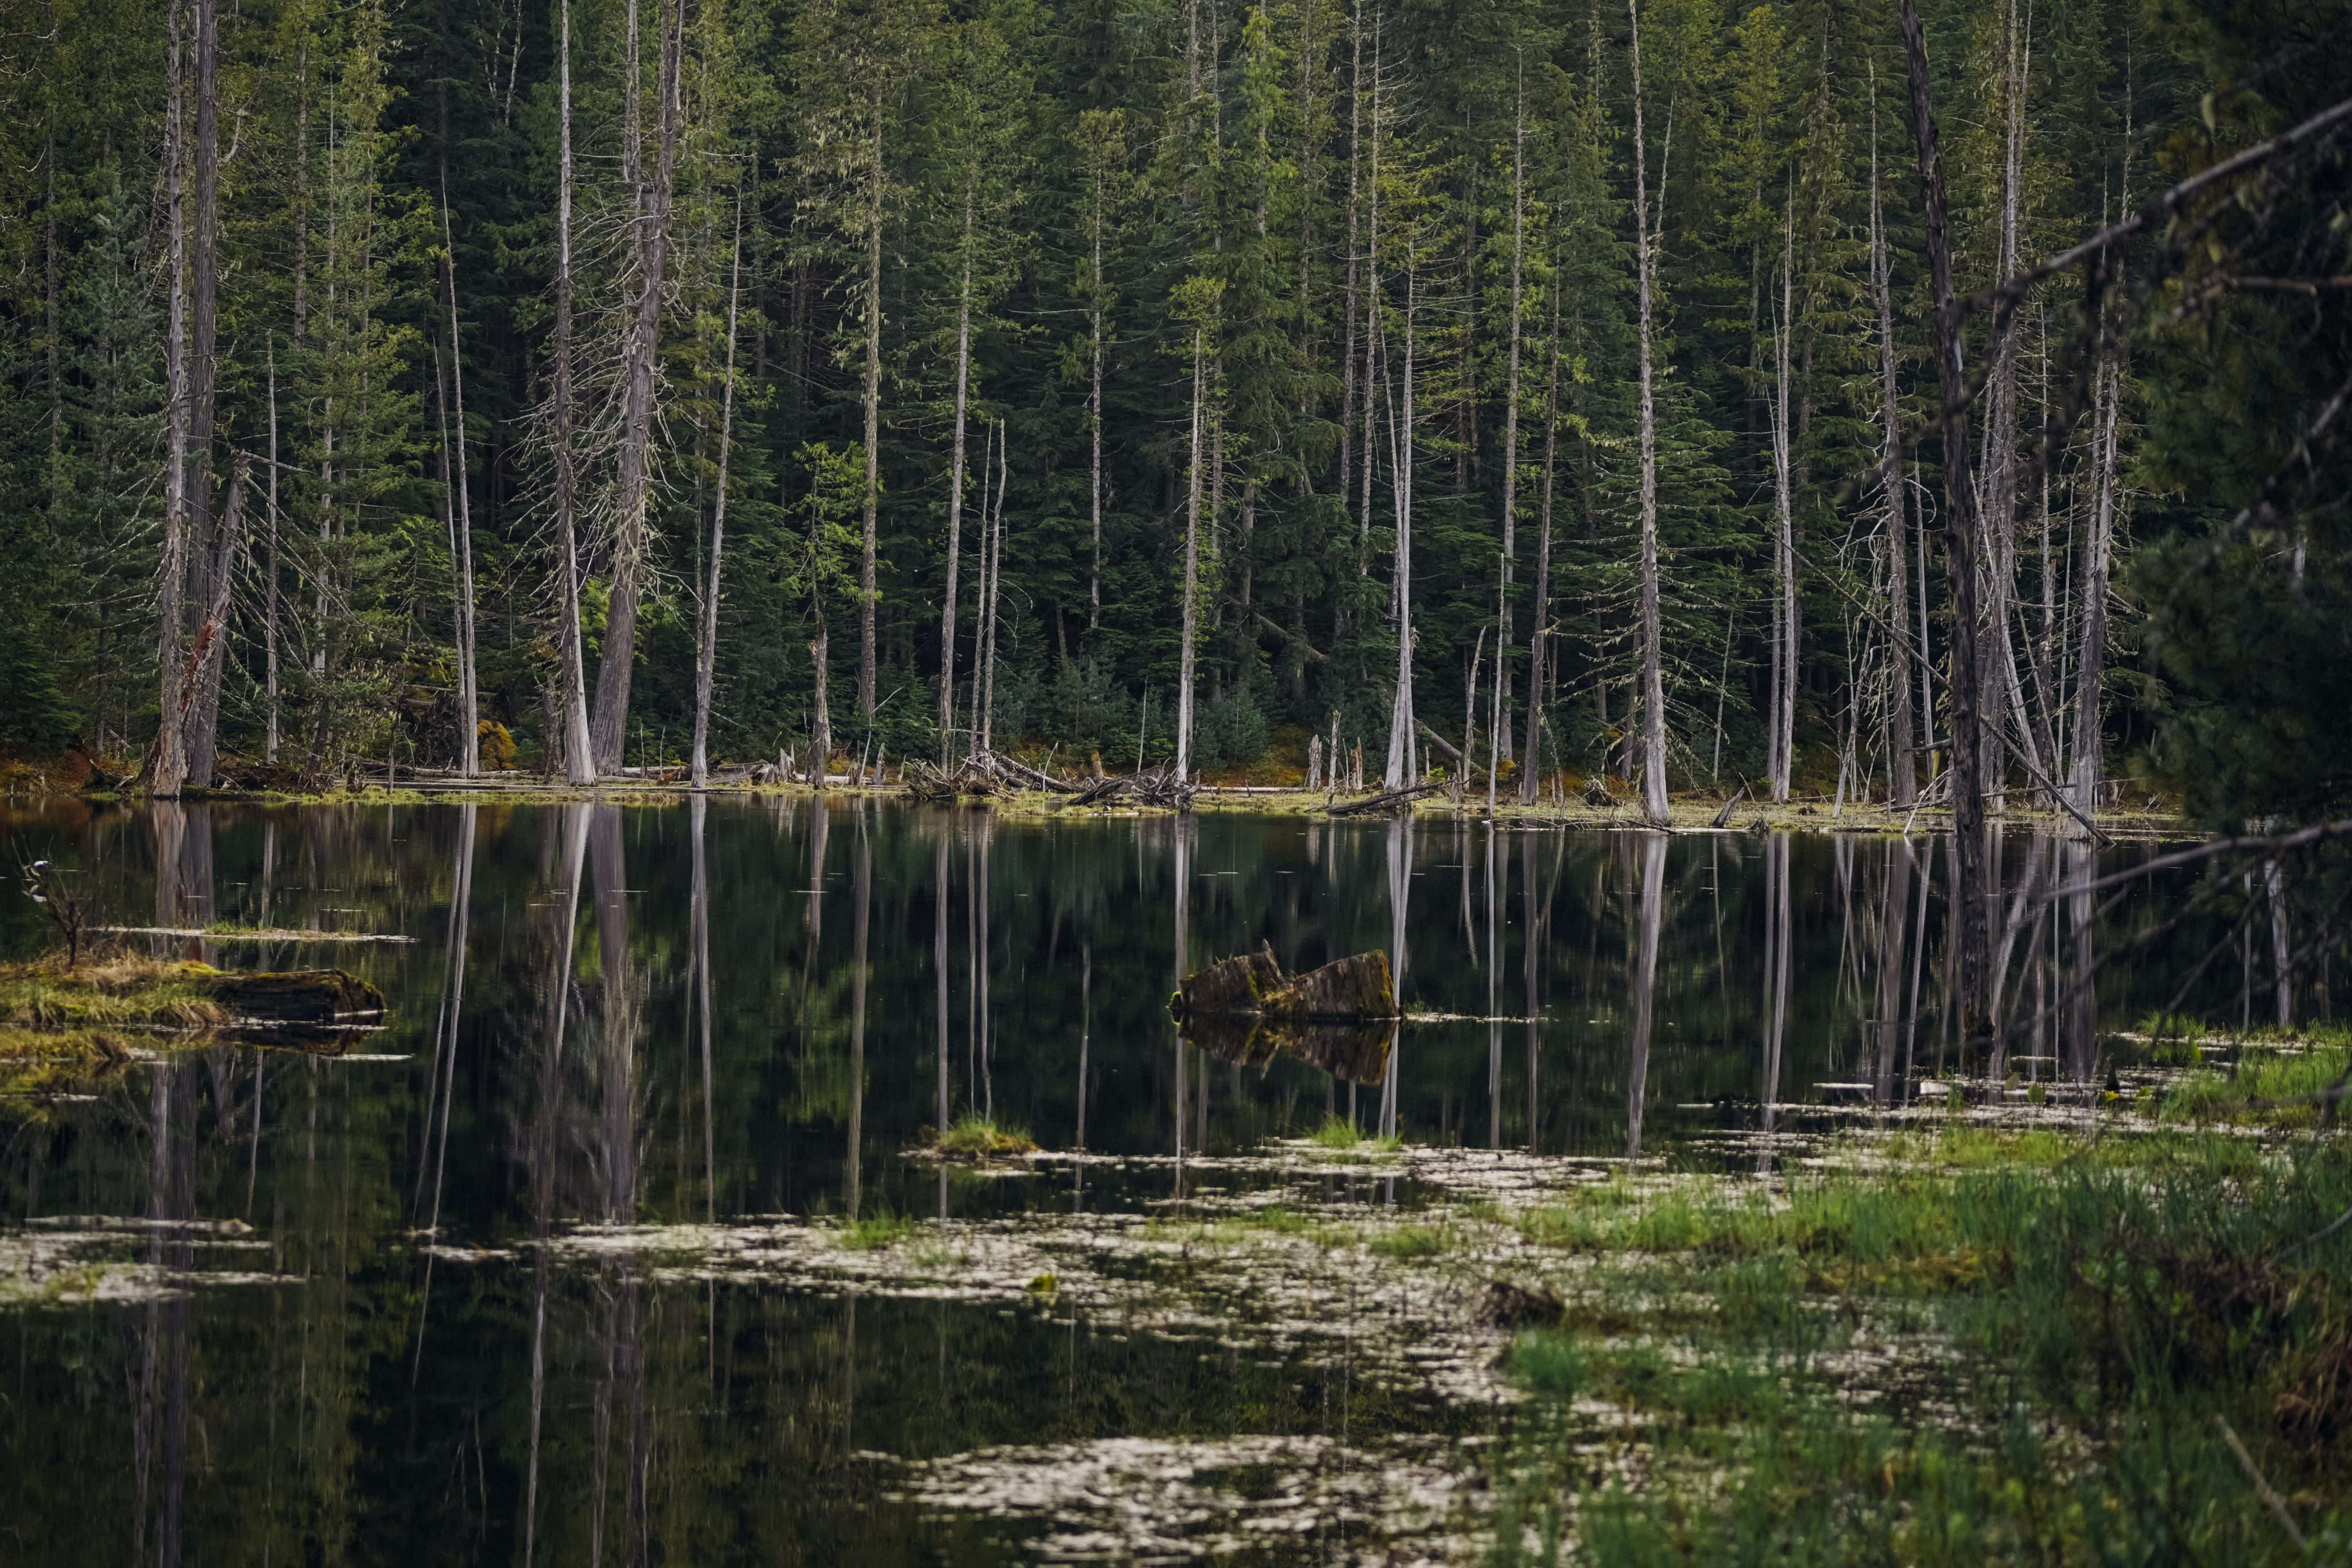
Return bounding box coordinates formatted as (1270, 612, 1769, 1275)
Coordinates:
(0, 954, 234, 1061)
(1303, 1114, 1401, 1155)
(834, 1211, 919, 1251)
(927, 1114, 1038, 1158)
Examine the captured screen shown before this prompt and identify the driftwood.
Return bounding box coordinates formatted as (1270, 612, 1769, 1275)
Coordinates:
(1581, 777, 1617, 808)
(1709, 783, 1751, 829)
(1325, 782, 1446, 817)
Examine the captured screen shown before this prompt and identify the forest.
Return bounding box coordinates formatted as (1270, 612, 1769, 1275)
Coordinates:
(0, 0, 2345, 827)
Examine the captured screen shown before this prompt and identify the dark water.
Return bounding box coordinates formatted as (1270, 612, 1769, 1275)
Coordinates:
(0, 800, 2229, 1563)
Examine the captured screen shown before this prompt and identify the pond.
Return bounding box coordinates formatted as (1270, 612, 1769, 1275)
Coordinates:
(0, 799, 2230, 1563)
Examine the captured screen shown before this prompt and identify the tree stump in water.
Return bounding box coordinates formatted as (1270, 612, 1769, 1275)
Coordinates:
(206, 969, 386, 1029)
(1174, 946, 1398, 1022)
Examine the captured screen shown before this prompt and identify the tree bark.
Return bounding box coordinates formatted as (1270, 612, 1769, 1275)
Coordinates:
(441, 190, 480, 775)
(146, 0, 189, 797)
(1381, 261, 1418, 791)
(1898, 0, 1989, 1030)
(1767, 188, 1797, 803)
(1178, 336, 1206, 778)
(939, 184, 976, 760)
(857, 112, 885, 721)
(1495, 65, 1526, 770)
(692, 204, 744, 788)
(2070, 356, 2118, 818)
(1869, 84, 1918, 808)
(1519, 257, 1561, 804)
(183, 0, 223, 787)
(590, 0, 686, 773)
(550, 0, 595, 785)
(1627, 0, 1668, 826)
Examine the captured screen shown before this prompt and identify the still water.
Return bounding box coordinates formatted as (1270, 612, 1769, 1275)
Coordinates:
(0, 800, 2221, 1563)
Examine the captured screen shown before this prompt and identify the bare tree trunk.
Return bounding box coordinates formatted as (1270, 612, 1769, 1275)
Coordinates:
(1869, 80, 1918, 808)
(550, 0, 595, 785)
(809, 631, 832, 774)
(938, 184, 976, 760)
(1337, 7, 1363, 523)
(2070, 356, 2118, 818)
(146, 0, 189, 797)
(183, 0, 223, 787)
(1088, 162, 1104, 635)
(590, 0, 686, 773)
(980, 426, 1007, 751)
(1767, 189, 1797, 803)
(1495, 65, 1526, 768)
(1627, 0, 1668, 826)
(1381, 262, 1419, 791)
(692, 203, 744, 788)
(1177, 336, 1206, 777)
(441, 190, 480, 775)
(265, 345, 281, 762)
(1519, 258, 1561, 804)
(1977, 0, 2031, 809)
(1899, 0, 1989, 1030)
(857, 114, 885, 721)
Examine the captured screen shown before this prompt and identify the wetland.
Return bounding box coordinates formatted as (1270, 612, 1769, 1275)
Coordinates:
(0, 798, 2344, 1564)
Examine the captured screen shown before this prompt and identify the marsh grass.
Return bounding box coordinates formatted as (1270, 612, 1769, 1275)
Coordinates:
(1491, 1129, 2352, 1565)
(834, 1211, 919, 1251)
(0, 956, 231, 1057)
(1303, 1115, 1401, 1155)
(1367, 1223, 1451, 1260)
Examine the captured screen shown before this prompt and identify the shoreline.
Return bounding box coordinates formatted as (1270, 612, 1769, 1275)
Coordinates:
(35, 776, 2191, 839)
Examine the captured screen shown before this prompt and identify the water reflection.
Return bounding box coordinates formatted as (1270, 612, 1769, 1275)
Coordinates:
(0, 800, 2271, 1562)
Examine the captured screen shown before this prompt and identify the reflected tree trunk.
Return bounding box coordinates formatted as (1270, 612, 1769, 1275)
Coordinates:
(1759, 833, 1791, 1170)
(1627, 834, 1666, 1157)
(1380, 817, 1410, 1138)
(846, 813, 871, 1217)
(1875, 843, 1912, 1104)
(522, 805, 588, 1567)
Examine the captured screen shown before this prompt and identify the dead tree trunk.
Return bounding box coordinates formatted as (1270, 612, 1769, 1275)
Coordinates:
(1869, 81, 1918, 808)
(1627, 0, 1669, 826)
(550, 0, 595, 784)
(938, 183, 977, 762)
(692, 204, 744, 789)
(1899, 0, 1989, 1030)
(146, 0, 190, 797)
(589, 0, 686, 773)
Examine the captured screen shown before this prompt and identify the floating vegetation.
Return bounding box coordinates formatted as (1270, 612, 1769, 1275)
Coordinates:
(0, 954, 386, 1066)
(833, 1210, 921, 1251)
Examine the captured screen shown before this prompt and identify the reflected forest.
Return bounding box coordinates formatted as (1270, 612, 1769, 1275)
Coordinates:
(4, 0, 2352, 1561)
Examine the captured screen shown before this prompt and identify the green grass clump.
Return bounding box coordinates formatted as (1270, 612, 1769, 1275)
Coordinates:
(834, 1211, 918, 1251)
(930, 1115, 1037, 1156)
(1303, 1115, 1400, 1155)
(1367, 1224, 1449, 1260)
